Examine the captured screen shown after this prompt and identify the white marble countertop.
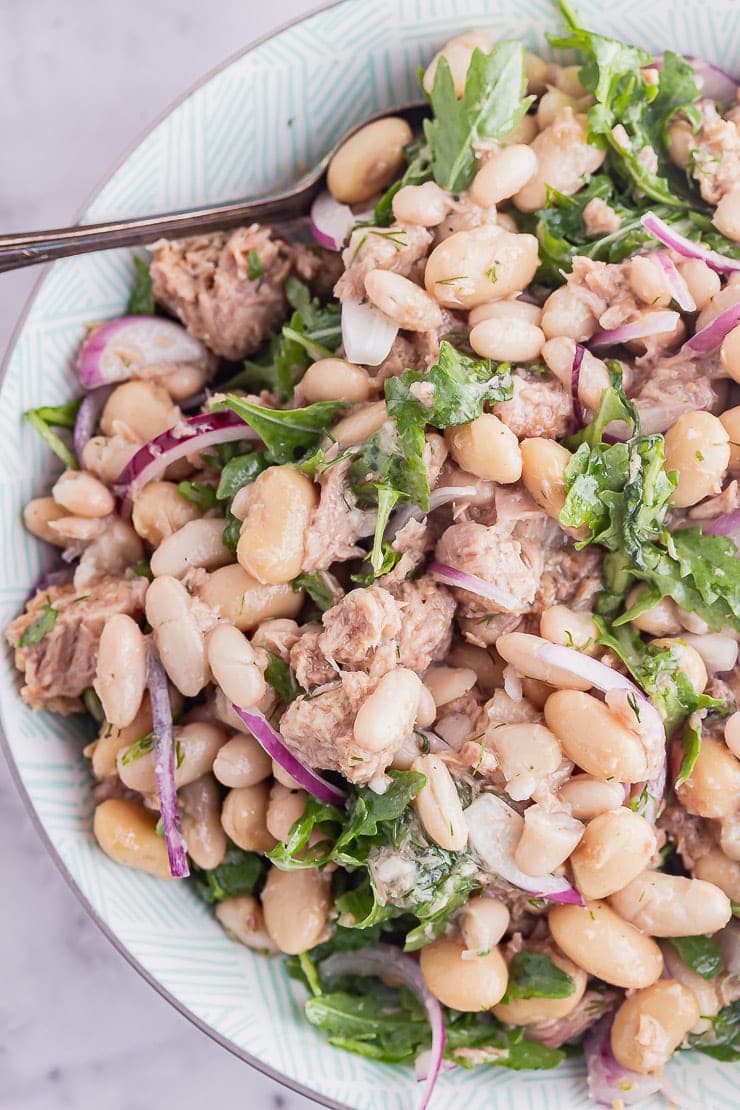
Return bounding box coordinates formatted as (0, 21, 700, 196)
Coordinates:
(0, 2, 324, 1107)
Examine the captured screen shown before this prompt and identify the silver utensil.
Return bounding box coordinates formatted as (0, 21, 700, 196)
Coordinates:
(0, 103, 427, 275)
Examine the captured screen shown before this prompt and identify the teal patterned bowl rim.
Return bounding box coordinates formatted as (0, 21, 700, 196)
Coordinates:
(1, 2, 738, 1108)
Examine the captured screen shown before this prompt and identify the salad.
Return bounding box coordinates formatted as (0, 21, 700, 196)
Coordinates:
(7, 2, 740, 1105)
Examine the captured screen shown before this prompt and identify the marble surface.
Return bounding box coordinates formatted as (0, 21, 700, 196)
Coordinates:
(0, 2, 323, 1107)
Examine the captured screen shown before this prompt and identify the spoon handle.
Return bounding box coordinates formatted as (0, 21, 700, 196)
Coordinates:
(0, 186, 315, 274)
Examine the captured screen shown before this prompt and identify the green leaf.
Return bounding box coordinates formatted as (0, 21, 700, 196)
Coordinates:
(212, 395, 345, 465)
(500, 950, 576, 1003)
(176, 480, 219, 510)
(334, 771, 427, 856)
(304, 991, 429, 1063)
(17, 603, 58, 647)
(687, 1002, 739, 1062)
(191, 840, 265, 904)
(424, 42, 532, 192)
(220, 512, 241, 556)
(668, 935, 724, 980)
(264, 651, 302, 705)
(369, 485, 401, 577)
(25, 400, 82, 469)
(445, 1014, 564, 1070)
(291, 572, 337, 613)
(247, 248, 265, 280)
(372, 141, 433, 227)
(565, 368, 639, 450)
(130, 559, 153, 579)
(127, 256, 156, 315)
(215, 451, 267, 501)
(82, 687, 105, 724)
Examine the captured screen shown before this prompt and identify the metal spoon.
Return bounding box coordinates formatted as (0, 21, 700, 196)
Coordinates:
(0, 103, 427, 275)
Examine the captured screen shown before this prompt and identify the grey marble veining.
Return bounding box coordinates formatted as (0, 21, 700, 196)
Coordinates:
(0, 2, 327, 1107)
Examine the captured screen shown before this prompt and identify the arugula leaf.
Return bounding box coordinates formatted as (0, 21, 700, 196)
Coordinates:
(668, 935, 724, 980)
(687, 1002, 739, 1062)
(212, 394, 344, 464)
(291, 572, 337, 613)
(127, 256, 156, 315)
(17, 603, 58, 647)
(334, 771, 426, 857)
(424, 41, 532, 192)
(385, 342, 512, 430)
(25, 399, 82, 469)
(367, 485, 400, 576)
(264, 652, 302, 705)
(565, 367, 639, 450)
(131, 558, 153, 580)
(191, 840, 265, 904)
(247, 248, 265, 280)
(445, 1013, 564, 1070)
(372, 139, 433, 227)
(215, 451, 267, 500)
(500, 950, 576, 1003)
(176, 480, 219, 510)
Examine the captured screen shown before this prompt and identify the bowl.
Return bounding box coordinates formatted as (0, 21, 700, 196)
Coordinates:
(1, 1, 738, 1106)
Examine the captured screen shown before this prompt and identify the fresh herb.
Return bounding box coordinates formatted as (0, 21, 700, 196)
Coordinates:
(212, 395, 344, 465)
(500, 950, 576, 1003)
(372, 139, 433, 227)
(247, 249, 265, 280)
(127, 256, 156, 315)
(687, 1003, 739, 1062)
(668, 935, 724, 980)
(424, 41, 532, 192)
(82, 687, 105, 724)
(130, 559, 153, 579)
(191, 840, 265, 904)
(17, 603, 58, 647)
(215, 451, 267, 501)
(119, 731, 155, 765)
(220, 512, 241, 556)
(291, 572, 337, 613)
(265, 652, 302, 705)
(24, 399, 82, 469)
(176, 480, 219, 510)
(676, 715, 703, 788)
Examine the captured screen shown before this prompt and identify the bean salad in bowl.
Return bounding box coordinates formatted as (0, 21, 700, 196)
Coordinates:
(7, 0, 740, 1105)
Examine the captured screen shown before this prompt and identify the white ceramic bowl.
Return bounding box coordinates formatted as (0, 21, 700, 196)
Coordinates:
(1, 2, 738, 1106)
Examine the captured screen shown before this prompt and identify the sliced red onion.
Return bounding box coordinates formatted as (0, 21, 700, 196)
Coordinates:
(683, 301, 740, 355)
(388, 485, 478, 537)
(689, 58, 739, 102)
(629, 755, 667, 828)
(591, 311, 680, 348)
(584, 1015, 663, 1106)
(655, 252, 696, 312)
(341, 300, 399, 366)
(77, 316, 208, 389)
(571, 343, 585, 429)
(73, 385, 113, 460)
(428, 561, 520, 613)
(641, 211, 740, 275)
(146, 642, 189, 879)
(310, 191, 354, 252)
(113, 411, 259, 511)
(231, 704, 346, 806)
(320, 943, 445, 1110)
(465, 793, 584, 905)
(703, 508, 740, 540)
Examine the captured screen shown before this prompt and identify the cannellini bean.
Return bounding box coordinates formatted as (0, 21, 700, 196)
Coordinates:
(540, 606, 599, 657)
(677, 736, 740, 819)
(131, 480, 200, 545)
(557, 775, 628, 821)
(693, 848, 740, 904)
(677, 259, 720, 310)
(48, 514, 107, 542)
(271, 759, 303, 791)
(664, 411, 730, 508)
(237, 466, 317, 585)
(213, 734, 272, 788)
(494, 948, 588, 1026)
(425, 226, 540, 310)
(331, 402, 388, 446)
(261, 866, 331, 954)
(570, 808, 657, 900)
(22, 496, 69, 545)
(118, 721, 228, 794)
(419, 935, 508, 1011)
(215, 894, 278, 954)
(206, 623, 266, 709)
(541, 336, 610, 410)
(391, 181, 451, 226)
(92, 694, 154, 780)
(327, 116, 413, 204)
(540, 286, 597, 341)
(266, 783, 308, 843)
(411, 753, 468, 851)
(610, 871, 732, 937)
(488, 723, 563, 802)
(101, 380, 180, 441)
(697, 283, 740, 332)
(548, 901, 663, 988)
(221, 782, 276, 853)
(713, 186, 740, 243)
(520, 438, 584, 535)
(150, 361, 211, 403)
(525, 52, 549, 95)
(93, 614, 146, 728)
(51, 469, 114, 518)
(469, 317, 545, 362)
(364, 269, 443, 332)
(301, 358, 370, 404)
(198, 564, 304, 632)
(667, 118, 695, 168)
(496, 632, 591, 691)
(468, 299, 542, 328)
(422, 29, 493, 97)
(353, 668, 423, 752)
(513, 804, 584, 875)
(649, 637, 708, 694)
(179, 774, 226, 870)
(513, 108, 605, 213)
(627, 587, 682, 636)
(628, 255, 673, 307)
(150, 518, 232, 579)
(719, 813, 740, 861)
(424, 666, 477, 707)
(610, 981, 700, 1074)
(470, 145, 538, 207)
(544, 690, 650, 783)
(661, 942, 722, 1029)
(555, 64, 587, 98)
(724, 712, 740, 759)
(145, 575, 209, 697)
(93, 798, 172, 879)
(721, 325, 740, 382)
(81, 434, 140, 485)
(447, 642, 501, 694)
(720, 406, 740, 474)
(459, 896, 510, 955)
(445, 413, 522, 483)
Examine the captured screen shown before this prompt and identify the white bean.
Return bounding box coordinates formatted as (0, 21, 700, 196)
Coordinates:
(213, 734, 272, 788)
(513, 804, 584, 875)
(206, 623, 266, 709)
(364, 269, 443, 332)
(425, 226, 540, 309)
(52, 469, 114, 518)
(353, 668, 423, 752)
(93, 614, 146, 728)
(557, 775, 628, 821)
(411, 753, 468, 851)
(327, 117, 413, 205)
(609, 870, 732, 937)
(180, 774, 226, 870)
(570, 808, 657, 899)
(145, 575, 209, 697)
(150, 517, 232, 579)
(469, 317, 545, 362)
(215, 895, 278, 953)
(391, 181, 451, 227)
(488, 723, 563, 801)
(470, 145, 538, 207)
(424, 666, 477, 707)
(459, 896, 510, 955)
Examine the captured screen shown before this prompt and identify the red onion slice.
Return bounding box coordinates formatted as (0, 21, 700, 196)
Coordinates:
(231, 704, 346, 806)
(146, 642, 189, 878)
(77, 316, 208, 389)
(428, 561, 521, 613)
(591, 311, 680, 348)
(629, 756, 667, 828)
(320, 943, 445, 1110)
(688, 58, 739, 102)
(641, 211, 740, 275)
(341, 300, 399, 366)
(388, 485, 478, 537)
(113, 411, 259, 511)
(73, 385, 113, 460)
(584, 1015, 662, 1106)
(655, 252, 696, 312)
(683, 301, 740, 355)
(310, 191, 354, 252)
(703, 508, 740, 540)
(571, 343, 585, 429)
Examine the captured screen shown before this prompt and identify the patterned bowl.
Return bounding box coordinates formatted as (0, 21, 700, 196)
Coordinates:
(1, 1, 738, 1107)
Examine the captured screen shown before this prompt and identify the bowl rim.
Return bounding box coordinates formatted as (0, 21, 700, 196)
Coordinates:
(0, 3, 352, 1106)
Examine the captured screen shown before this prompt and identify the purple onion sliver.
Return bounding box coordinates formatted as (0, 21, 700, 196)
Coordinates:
(571, 343, 585, 430)
(655, 252, 696, 312)
(428, 561, 520, 612)
(310, 191, 354, 252)
(146, 643, 189, 879)
(591, 310, 680, 348)
(584, 1015, 663, 1106)
(77, 315, 207, 389)
(683, 301, 740, 355)
(641, 211, 740, 275)
(73, 385, 113, 461)
(703, 509, 740, 536)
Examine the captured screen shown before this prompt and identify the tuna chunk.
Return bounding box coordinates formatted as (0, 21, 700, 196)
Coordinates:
(527, 990, 619, 1048)
(334, 224, 432, 303)
(289, 625, 336, 690)
(151, 226, 293, 359)
(659, 799, 716, 869)
(390, 576, 456, 673)
(319, 586, 401, 677)
(382, 517, 436, 585)
(435, 521, 541, 616)
(535, 544, 603, 612)
(7, 576, 147, 712)
(630, 356, 719, 434)
(302, 457, 374, 573)
(494, 374, 572, 439)
(690, 103, 740, 205)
